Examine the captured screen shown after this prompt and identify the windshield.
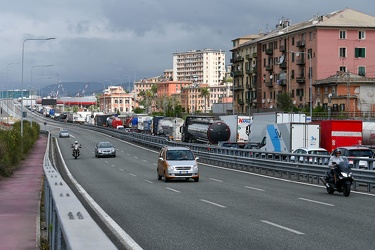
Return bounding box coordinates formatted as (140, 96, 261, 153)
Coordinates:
(99, 143, 113, 148)
(348, 150, 373, 157)
(166, 150, 195, 161)
(309, 150, 329, 155)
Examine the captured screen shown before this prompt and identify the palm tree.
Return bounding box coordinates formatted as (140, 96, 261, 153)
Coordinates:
(200, 87, 210, 113)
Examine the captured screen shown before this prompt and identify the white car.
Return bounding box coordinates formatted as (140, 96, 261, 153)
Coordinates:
(291, 147, 329, 164)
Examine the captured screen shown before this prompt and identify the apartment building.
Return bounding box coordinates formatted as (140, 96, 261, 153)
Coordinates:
(172, 49, 226, 85)
(231, 8, 375, 114)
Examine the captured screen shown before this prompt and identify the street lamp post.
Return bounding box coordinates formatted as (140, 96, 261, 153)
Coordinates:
(21, 37, 55, 138)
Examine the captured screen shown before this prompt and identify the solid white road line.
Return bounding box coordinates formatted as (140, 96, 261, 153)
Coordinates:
(261, 220, 305, 235)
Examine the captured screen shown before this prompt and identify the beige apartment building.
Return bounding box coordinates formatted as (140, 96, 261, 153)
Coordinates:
(173, 49, 226, 85)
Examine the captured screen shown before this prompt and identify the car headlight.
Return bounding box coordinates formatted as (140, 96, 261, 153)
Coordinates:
(341, 172, 348, 177)
(193, 164, 198, 171)
(167, 165, 174, 171)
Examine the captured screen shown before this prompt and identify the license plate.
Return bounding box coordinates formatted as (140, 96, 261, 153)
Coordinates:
(180, 171, 188, 174)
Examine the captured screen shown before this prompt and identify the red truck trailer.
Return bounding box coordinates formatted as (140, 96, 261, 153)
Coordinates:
(317, 120, 362, 152)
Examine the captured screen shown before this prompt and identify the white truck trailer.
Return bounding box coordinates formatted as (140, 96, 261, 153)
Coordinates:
(219, 115, 251, 146)
(261, 122, 320, 153)
(249, 112, 307, 147)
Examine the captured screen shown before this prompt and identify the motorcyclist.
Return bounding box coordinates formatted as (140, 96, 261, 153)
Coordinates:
(71, 141, 81, 155)
(326, 149, 344, 182)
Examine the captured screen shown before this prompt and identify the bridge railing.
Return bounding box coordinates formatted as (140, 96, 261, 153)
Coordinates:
(43, 131, 117, 250)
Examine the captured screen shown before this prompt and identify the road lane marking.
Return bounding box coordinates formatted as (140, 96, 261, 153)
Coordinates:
(209, 178, 223, 182)
(134, 156, 138, 159)
(119, 169, 124, 171)
(144, 180, 153, 184)
(298, 198, 335, 207)
(111, 164, 115, 168)
(142, 160, 147, 162)
(244, 186, 265, 192)
(166, 187, 180, 193)
(261, 220, 304, 235)
(129, 173, 136, 177)
(200, 199, 226, 208)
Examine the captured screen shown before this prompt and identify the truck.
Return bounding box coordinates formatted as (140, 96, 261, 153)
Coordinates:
(261, 122, 320, 153)
(94, 114, 114, 126)
(181, 115, 231, 145)
(249, 112, 307, 147)
(219, 115, 251, 146)
(106, 116, 124, 129)
(157, 117, 184, 141)
(315, 120, 362, 152)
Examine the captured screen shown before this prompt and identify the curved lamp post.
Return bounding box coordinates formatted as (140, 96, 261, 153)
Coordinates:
(21, 37, 55, 138)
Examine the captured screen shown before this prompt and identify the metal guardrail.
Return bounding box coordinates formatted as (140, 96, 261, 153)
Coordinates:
(87, 125, 375, 192)
(43, 132, 117, 250)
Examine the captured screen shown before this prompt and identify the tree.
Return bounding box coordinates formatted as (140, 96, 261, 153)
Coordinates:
(200, 87, 210, 113)
(276, 92, 295, 112)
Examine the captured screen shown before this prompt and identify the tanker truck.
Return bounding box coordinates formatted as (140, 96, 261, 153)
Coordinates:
(181, 115, 231, 145)
(106, 116, 124, 129)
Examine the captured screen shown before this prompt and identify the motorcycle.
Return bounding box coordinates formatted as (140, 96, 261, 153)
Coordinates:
(320, 157, 353, 197)
(72, 144, 81, 159)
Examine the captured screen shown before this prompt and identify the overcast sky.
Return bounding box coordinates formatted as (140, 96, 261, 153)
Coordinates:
(0, 0, 374, 90)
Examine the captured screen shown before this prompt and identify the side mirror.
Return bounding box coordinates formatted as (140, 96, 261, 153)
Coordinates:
(195, 157, 200, 160)
(159, 157, 164, 161)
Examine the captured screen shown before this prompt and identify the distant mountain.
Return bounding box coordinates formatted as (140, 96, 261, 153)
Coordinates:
(40, 81, 132, 98)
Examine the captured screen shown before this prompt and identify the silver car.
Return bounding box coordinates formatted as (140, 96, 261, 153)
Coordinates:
(157, 146, 199, 182)
(95, 141, 116, 158)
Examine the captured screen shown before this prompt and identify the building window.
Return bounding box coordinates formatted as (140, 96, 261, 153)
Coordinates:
(339, 47, 347, 57)
(358, 30, 365, 40)
(291, 37, 294, 45)
(358, 66, 366, 76)
(339, 30, 346, 39)
(355, 48, 366, 58)
(339, 66, 346, 72)
(291, 53, 295, 62)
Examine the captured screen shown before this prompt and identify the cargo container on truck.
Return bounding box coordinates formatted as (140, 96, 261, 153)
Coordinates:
(261, 122, 320, 153)
(316, 120, 362, 152)
(219, 115, 251, 146)
(249, 112, 307, 147)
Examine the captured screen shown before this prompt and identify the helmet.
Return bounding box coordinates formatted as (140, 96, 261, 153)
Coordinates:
(74, 141, 78, 144)
(336, 149, 341, 153)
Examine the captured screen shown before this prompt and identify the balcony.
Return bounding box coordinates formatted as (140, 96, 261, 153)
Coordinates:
(230, 56, 244, 63)
(252, 52, 257, 58)
(266, 81, 273, 87)
(246, 54, 252, 60)
(265, 64, 273, 71)
(296, 75, 306, 84)
(296, 40, 305, 47)
(265, 48, 273, 55)
(234, 85, 244, 91)
(232, 70, 244, 77)
(279, 61, 287, 68)
(279, 45, 286, 52)
(296, 58, 305, 65)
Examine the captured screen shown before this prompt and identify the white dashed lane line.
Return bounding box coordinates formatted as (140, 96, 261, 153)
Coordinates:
(209, 178, 223, 182)
(244, 186, 265, 192)
(200, 199, 226, 208)
(298, 198, 335, 207)
(261, 220, 304, 235)
(166, 187, 180, 193)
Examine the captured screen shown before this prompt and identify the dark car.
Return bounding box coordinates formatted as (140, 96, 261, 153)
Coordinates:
(58, 130, 70, 138)
(217, 141, 240, 148)
(95, 141, 116, 158)
(331, 146, 373, 169)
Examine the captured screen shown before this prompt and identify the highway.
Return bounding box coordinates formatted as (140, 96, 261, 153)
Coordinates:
(51, 123, 375, 250)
